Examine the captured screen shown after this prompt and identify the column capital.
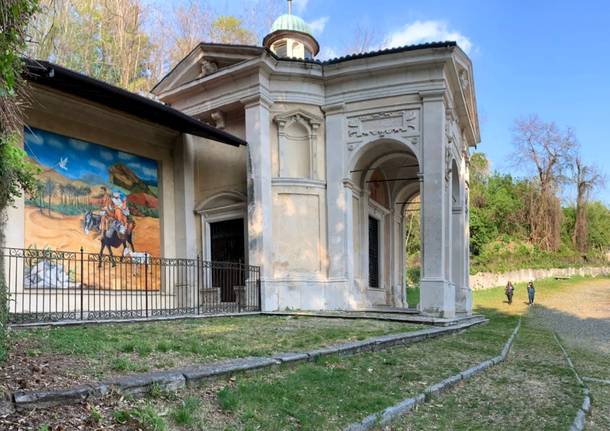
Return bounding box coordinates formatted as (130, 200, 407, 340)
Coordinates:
(418, 89, 446, 102)
(241, 93, 273, 110)
(321, 102, 346, 115)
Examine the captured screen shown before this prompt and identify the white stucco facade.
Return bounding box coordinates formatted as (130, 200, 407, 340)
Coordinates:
(152, 38, 480, 317)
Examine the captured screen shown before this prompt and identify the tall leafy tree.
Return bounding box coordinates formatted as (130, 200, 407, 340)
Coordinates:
(0, 0, 41, 359)
(570, 156, 604, 253)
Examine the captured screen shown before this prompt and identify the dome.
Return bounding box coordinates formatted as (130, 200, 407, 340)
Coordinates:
(271, 14, 313, 36)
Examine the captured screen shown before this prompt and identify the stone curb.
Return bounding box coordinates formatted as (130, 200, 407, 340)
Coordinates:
(343, 318, 522, 431)
(10, 312, 262, 329)
(582, 376, 610, 386)
(553, 333, 591, 431)
(10, 316, 487, 410)
(263, 311, 486, 327)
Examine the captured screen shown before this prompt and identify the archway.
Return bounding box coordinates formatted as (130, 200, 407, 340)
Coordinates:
(347, 139, 420, 308)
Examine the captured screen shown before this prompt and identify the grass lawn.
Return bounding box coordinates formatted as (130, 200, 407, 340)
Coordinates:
(59, 308, 515, 431)
(3, 276, 607, 431)
(383, 276, 610, 430)
(4, 315, 422, 390)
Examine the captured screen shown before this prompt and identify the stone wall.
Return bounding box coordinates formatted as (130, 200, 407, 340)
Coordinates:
(470, 266, 610, 290)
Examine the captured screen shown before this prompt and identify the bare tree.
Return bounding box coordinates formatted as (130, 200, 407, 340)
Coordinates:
(571, 155, 605, 253)
(344, 23, 385, 55)
(511, 115, 576, 251)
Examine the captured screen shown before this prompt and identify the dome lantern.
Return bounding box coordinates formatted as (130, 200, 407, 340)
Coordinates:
(263, 0, 320, 59)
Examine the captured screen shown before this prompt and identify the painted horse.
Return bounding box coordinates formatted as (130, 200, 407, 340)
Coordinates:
(98, 220, 136, 267)
(83, 212, 135, 266)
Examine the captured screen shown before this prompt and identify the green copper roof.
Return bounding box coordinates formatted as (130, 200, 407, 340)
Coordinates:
(271, 14, 312, 36)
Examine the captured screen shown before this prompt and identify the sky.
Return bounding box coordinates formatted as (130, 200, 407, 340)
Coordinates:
(24, 128, 159, 185)
(155, 0, 610, 204)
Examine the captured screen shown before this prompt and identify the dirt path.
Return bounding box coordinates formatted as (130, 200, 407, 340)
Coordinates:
(528, 278, 610, 355)
(528, 278, 610, 430)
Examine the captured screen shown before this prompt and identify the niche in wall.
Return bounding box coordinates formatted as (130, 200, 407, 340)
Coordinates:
(274, 110, 322, 179)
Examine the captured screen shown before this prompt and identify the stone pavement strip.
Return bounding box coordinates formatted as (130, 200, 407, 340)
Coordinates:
(554, 333, 591, 431)
(6, 315, 487, 412)
(342, 318, 522, 431)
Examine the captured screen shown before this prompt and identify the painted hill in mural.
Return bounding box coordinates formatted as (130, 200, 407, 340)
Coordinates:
(109, 163, 156, 196)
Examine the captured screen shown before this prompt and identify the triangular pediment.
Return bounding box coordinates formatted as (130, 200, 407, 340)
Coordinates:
(151, 43, 264, 96)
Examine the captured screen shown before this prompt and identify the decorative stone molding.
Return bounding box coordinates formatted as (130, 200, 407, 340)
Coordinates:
(347, 110, 419, 140)
(210, 111, 225, 129)
(274, 110, 322, 179)
(200, 59, 218, 76)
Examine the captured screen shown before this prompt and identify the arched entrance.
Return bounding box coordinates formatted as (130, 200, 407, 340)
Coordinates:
(347, 139, 420, 308)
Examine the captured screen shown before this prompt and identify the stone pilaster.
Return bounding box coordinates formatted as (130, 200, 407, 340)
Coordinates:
(243, 95, 276, 311)
(418, 90, 455, 318)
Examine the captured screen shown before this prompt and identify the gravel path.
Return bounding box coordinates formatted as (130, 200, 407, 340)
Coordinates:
(528, 278, 610, 355)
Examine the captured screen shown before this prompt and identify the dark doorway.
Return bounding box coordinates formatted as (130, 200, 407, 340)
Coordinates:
(368, 216, 379, 288)
(210, 218, 245, 302)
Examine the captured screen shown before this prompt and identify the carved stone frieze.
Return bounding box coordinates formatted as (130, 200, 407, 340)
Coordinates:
(346, 110, 419, 150)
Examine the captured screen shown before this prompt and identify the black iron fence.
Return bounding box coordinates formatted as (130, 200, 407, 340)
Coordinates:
(1, 247, 261, 324)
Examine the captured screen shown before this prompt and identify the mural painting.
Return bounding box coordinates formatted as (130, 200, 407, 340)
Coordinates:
(24, 127, 161, 290)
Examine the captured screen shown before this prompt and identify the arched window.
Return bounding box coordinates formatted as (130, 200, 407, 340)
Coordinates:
(273, 41, 287, 57)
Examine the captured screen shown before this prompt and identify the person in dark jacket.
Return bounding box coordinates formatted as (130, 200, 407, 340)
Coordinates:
(505, 281, 514, 305)
(527, 281, 535, 305)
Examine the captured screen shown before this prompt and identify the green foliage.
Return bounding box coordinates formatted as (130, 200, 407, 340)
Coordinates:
(0, 0, 38, 97)
(113, 405, 166, 430)
(468, 152, 610, 273)
(210, 16, 256, 45)
(0, 134, 40, 208)
(1, 0, 41, 363)
(171, 396, 201, 426)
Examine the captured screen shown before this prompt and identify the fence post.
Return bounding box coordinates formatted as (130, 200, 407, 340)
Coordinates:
(196, 255, 201, 315)
(257, 270, 262, 311)
(145, 252, 149, 318)
(80, 247, 84, 321)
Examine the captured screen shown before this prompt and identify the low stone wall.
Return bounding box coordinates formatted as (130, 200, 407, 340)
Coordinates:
(470, 266, 610, 290)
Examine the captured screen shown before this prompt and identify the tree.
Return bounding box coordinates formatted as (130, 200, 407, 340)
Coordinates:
(1, 0, 41, 359)
(28, 0, 155, 92)
(44, 178, 55, 215)
(344, 23, 385, 55)
(210, 16, 256, 45)
(571, 155, 604, 253)
(511, 115, 576, 251)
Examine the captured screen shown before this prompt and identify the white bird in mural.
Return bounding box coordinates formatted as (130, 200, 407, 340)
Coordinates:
(57, 157, 69, 170)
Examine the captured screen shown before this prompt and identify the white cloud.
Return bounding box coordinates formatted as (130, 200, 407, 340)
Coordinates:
(26, 131, 44, 146)
(384, 20, 473, 54)
(118, 151, 136, 161)
(89, 159, 106, 171)
(128, 163, 157, 180)
(69, 138, 89, 151)
(293, 0, 308, 14)
(308, 16, 329, 35)
(99, 149, 114, 161)
(318, 46, 338, 60)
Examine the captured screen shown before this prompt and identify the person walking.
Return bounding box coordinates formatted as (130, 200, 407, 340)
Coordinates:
(505, 281, 515, 305)
(527, 281, 536, 305)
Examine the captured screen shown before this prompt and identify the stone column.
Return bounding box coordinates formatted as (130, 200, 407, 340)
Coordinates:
(325, 105, 347, 279)
(418, 90, 455, 318)
(243, 95, 276, 311)
(324, 104, 350, 307)
(173, 133, 197, 259)
(455, 157, 472, 314)
(173, 133, 197, 308)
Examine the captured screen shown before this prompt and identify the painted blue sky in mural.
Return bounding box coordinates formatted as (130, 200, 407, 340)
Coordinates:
(24, 127, 158, 186)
